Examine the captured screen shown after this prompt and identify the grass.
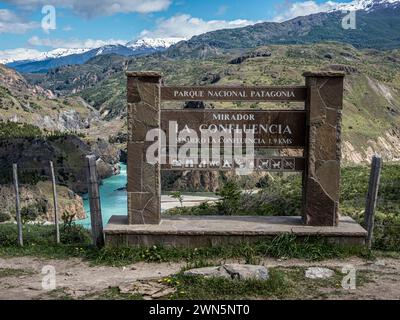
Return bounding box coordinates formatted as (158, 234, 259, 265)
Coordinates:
(37, 266, 374, 300)
(168, 268, 292, 300)
(151, 266, 375, 300)
(0, 223, 371, 266)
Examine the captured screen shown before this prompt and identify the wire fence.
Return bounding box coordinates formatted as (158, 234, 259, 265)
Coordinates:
(0, 166, 88, 226)
(0, 159, 399, 250)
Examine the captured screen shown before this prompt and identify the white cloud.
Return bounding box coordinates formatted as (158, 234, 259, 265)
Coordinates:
(28, 36, 127, 49)
(139, 14, 258, 39)
(0, 9, 38, 33)
(3, 0, 172, 18)
(0, 48, 43, 64)
(273, 1, 341, 22)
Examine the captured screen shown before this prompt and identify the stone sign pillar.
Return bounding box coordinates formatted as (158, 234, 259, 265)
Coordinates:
(303, 71, 345, 226)
(126, 71, 162, 224)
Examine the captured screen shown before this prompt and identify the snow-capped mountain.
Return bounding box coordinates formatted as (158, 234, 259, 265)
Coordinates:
(2, 38, 183, 73)
(35, 48, 92, 61)
(0, 48, 91, 65)
(334, 0, 400, 11)
(126, 37, 185, 49)
(1, 38, 183, 66)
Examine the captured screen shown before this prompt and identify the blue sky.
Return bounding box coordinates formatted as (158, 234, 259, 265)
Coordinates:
(0, 0, 354, 55)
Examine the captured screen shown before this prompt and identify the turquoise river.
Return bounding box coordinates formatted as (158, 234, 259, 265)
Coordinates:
(78, 163, 127, 228)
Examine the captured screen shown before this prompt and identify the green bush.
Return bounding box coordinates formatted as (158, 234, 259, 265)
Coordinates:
(60, 211, 91, 244)
(215, 180, 242, 215)
(60, 223, 91, 244)
(0, 121, 42, 139)
(20, 205, 40, 224)
(0, 212, 11, 223)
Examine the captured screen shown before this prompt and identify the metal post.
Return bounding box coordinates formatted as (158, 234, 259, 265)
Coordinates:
(12, 164, 23, 246)
(49, 161, 60, 244)
(364, 155, 382, 249)
(85, 155, 104, 248)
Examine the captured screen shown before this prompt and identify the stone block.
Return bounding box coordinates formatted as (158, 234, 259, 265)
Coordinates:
(303, 72, 344, 226)
(126, 73, 161, 225)
(128, 192, 160, 225)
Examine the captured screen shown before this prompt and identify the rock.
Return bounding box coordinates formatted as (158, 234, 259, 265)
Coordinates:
(201, 72, 221, 84)
(224, 264, 269, 280)
(305, 267, 334, 279)
(184, 266, 231, 279)
(96, 158, 114, 178)
(167, 170, 220, 192)
(151, 287, 176, 299)
(119, 280, 176, 299)
(324, 53, 334, 59)
(58, 109, 88, 131)
(374, 260, 386, 267)
(120, 149, 127, 163)
(0, 181, 86, 221)
(67, 190, 75, 199)
(184, 264, 269, 280)
(229, 50, 272, 64)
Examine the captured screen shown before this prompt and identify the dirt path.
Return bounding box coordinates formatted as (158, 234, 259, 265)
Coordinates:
(0, 257, 184, 299)
(0, 256, 399, 300)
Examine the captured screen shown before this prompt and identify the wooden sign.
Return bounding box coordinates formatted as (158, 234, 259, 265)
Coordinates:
(160, 109, 306, 148)
(161, 86, 307, 102)
(126, 71, 345, 227)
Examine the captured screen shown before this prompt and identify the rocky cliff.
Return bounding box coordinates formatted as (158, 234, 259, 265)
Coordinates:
(0, 181, 86, 222)
(0, 134, 120, 194)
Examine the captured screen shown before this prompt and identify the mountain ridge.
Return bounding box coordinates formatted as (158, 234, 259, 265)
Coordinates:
(4, 1, 400, 73)
(4, 38, 183, 73)
(165, 1, 400, 57)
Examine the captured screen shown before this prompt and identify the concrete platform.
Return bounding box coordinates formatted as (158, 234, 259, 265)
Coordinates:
(104, 215, 367, 247)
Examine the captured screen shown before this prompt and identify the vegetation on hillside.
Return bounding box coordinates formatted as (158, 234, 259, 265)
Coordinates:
(26, 42, 400, 162)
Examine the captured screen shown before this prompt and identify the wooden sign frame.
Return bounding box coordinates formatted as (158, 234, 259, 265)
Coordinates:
(126, 71, 345, 227)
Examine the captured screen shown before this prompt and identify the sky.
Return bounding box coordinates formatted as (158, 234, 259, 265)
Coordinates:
(0, 0, 355, 57)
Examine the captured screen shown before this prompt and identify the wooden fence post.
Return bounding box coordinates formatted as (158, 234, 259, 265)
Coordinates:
(85, 155, 104, 248)
(49, 161, 60, 244)
(364, 155, 382, 249)
(12, 164, 23, 246)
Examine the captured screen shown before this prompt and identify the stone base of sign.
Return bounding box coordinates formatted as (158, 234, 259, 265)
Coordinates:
(104, 215, 367, 247)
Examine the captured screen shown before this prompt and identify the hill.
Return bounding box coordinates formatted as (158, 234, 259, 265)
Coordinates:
(73, 43, 400, 164)
(166, 1, 400, 57)
(0, 64, 121, 193)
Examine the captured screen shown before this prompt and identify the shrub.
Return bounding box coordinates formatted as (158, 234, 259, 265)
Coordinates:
(215, 180, 242, 215)
(60, 210, 91, 244)
(60, 223, 91, 244)
(0, 212, 11, 223)
(20, 205, 40, 224)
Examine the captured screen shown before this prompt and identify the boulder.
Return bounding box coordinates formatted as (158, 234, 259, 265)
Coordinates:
(184, 264, 269, 280)
(223, 264, 269, 280)
(305, 267, 334, 279)
(184, 266, 231, 279)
